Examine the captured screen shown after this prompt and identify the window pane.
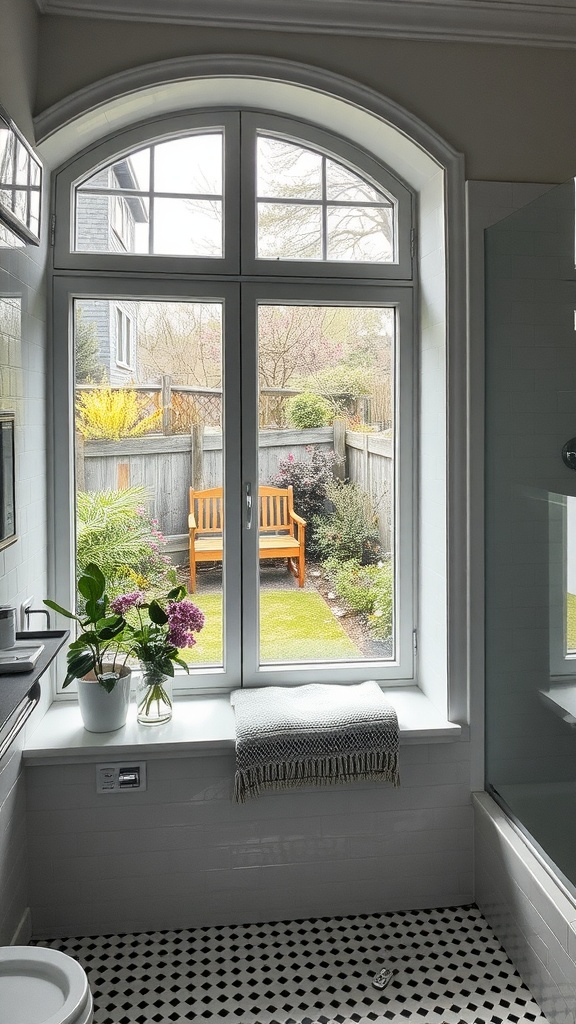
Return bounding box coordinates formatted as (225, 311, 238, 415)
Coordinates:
(78, 152, 151, 192)
(327, 206, 394, 262)
(154, 135, 222, 195)
(153, 198, 222, 257)
(73, 298, 224, 671)
(257, 203, 322, 259)
(75, 193, 150, 253)
(257, 137, 322, 199)
(15, 141, 29, 185)
(0, 128, 14, 186)
(257, 303, 395, 667)
(326, 159, 388, 203)
(29, 190, 40, 234)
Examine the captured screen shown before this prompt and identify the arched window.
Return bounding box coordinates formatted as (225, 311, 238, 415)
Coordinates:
(52, 111, 416, 691)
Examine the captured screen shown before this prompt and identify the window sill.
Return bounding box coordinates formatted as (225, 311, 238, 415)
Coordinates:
(23, 686, 463, 765)
(539, 683, 576, 727)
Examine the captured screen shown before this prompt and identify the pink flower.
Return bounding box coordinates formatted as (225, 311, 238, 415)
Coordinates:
(167, 599, 205, 649)
(110, 591, 146, 614)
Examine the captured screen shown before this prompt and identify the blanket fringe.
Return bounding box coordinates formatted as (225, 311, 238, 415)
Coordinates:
(234, 750, 400, 802)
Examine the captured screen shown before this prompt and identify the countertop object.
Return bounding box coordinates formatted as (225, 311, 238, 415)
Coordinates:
(0, 630, 69, 760)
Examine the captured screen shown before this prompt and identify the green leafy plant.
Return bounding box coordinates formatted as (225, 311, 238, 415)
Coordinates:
(76, 487, 176, 598)
(313, 480, 382, 564)
(76, 387, 162, 440)
(323, 557, 393, 641)
(270, 446, 341, 558)
(44, 563, 127, 689)
(287, 392, 333, 429)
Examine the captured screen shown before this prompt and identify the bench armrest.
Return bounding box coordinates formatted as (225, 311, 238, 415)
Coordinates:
(290, 512, 306, 528)
(188, 513, 197, 530)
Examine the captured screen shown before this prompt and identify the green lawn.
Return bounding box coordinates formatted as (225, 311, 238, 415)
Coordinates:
(182, 589, 362, 664)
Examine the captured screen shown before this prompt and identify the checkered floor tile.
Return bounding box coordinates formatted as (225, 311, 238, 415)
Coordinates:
(35, 904, 548, 1024)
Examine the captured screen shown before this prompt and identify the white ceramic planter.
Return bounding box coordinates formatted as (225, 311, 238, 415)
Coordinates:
(76, 665, 131, 733)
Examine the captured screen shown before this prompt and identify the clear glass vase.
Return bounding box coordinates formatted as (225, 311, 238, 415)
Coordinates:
(137, 661, 173, 725)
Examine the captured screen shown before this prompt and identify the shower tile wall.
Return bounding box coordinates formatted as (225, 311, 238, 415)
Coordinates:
(475, 793, 576, 1024)
(484, 178, 576, 791)
(0, 213, 50, 944)
(25, 740, 473, 938)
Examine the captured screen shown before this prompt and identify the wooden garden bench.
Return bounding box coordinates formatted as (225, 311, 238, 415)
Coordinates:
(188, 485, 306, 592)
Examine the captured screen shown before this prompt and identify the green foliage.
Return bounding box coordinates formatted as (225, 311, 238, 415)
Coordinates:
(287, 392, 333, 429)
(304, 364, 373, 399)
(75, 306, 106, 384)
(45, 562, 126, 688)
(271, 446, 341, 558)
(76, 387, 162, 440)
(76, 487, 176, 599)
(323, 557, 393, 642)
(313, 480, 381, 564)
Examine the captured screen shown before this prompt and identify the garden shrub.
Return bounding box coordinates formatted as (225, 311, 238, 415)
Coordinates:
(313, 480, 381, 564)
(324, 557, 393, 642)
(76, 387, 162, 440)
(76, 487, 176, 599)
(270, 446, 341, 558)
(287, 392, 333, 429)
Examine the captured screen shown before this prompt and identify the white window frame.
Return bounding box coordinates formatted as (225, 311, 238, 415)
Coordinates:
(50, 110, 417, 695)
(114, 305, 133, 369)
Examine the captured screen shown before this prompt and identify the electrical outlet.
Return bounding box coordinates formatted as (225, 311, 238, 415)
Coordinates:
(20, 597, 34, 631)
(96, 762, 147, 793)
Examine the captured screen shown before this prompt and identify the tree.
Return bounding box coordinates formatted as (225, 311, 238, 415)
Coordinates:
(75, 306, 105, 383)
(136, 302, 222, 388)
(257, 136, 394, 262)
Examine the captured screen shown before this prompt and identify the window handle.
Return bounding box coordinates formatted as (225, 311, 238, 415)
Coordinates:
(245, 482, 253, 530)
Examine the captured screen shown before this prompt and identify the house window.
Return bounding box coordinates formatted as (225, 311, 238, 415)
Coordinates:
(53, 111, 415, 693)
(115, 307, 133, 368)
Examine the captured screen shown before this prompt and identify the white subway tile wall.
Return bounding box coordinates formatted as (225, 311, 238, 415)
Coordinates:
(26, 741, 473, 938)
(475, 792, 576, 1024)
(0, 213, 50, 945)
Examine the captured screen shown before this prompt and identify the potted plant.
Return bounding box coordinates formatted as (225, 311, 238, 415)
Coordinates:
(111, 584, 205, 725)
(45, 563, 132, 732)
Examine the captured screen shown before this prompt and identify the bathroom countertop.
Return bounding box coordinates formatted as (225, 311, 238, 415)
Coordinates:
(0, 631, 69, 756)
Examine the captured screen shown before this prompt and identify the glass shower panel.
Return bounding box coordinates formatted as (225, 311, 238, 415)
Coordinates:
(484, 178, 576, 895)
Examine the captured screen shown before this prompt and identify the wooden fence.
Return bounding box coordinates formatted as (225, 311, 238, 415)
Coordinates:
(79, 424, 393, 555)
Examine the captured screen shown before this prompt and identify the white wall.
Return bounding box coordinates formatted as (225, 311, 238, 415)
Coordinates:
(26, 741, 472, 938)
(0, 0, 51, 946)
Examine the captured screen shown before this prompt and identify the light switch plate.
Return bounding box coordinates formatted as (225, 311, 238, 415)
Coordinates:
(96, 761, 147, 793)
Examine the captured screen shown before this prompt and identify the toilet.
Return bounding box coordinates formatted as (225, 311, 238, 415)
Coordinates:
(0, 946, 93, 1024)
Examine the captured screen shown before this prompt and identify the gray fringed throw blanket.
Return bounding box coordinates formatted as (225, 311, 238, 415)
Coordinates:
(230, 681, 399, 802)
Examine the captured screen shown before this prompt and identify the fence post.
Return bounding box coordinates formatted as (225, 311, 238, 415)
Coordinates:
(191, 422, 204, 490)
(162, 374, 172, 435)
(117, 463, 129, 490)
(362, 432, 369, 488)
(333, 418, 346, 480)
(75, 433, 85, 490)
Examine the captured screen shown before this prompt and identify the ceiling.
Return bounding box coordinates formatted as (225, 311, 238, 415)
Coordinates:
(35, 0, 576, 48)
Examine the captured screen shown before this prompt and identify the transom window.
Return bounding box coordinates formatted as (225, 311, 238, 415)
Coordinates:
(52, 111, 415, 693)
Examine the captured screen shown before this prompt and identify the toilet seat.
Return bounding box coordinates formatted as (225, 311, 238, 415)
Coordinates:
(0, 946, 93, 1024)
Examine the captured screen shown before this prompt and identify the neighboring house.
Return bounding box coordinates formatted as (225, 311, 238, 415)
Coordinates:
(76, 158, 148, 384)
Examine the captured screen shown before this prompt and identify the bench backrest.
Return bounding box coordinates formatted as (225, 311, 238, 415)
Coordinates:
(189, 485, 295, 535)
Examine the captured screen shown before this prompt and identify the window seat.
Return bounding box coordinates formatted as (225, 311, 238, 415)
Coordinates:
(23, 687, 463, 765)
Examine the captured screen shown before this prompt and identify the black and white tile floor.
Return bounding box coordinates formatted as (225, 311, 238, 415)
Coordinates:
(35, 904, 548, 1024)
